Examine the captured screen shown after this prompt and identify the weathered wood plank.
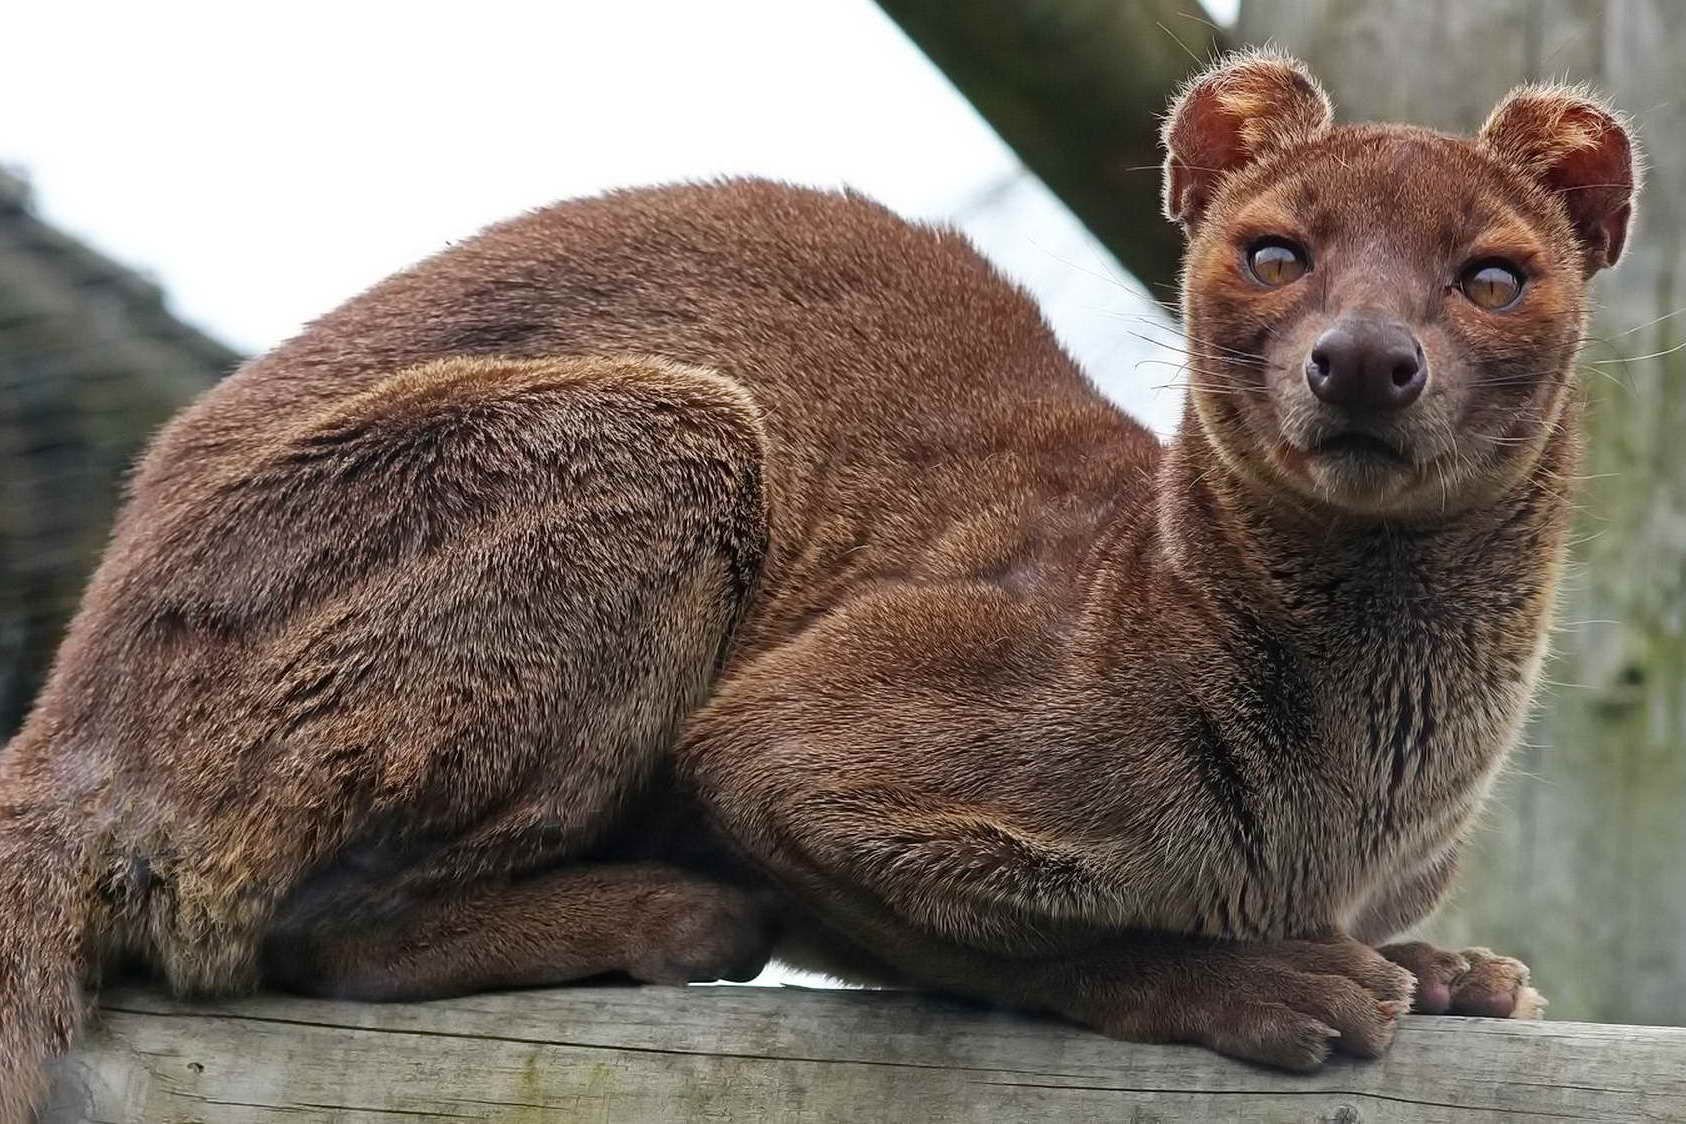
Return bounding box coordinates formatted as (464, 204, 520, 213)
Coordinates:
(42, 986, 1686, 1123)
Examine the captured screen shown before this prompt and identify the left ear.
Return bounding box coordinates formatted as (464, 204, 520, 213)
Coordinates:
(1479, 84, 1639, 273)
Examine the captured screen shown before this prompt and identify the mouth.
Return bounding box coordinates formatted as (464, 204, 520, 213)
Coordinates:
(1311, 431, 1410, 465)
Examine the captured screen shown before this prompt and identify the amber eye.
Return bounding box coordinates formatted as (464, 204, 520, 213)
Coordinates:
(1459, 261, 1524, 310)
(1247, 240, 1309, 287)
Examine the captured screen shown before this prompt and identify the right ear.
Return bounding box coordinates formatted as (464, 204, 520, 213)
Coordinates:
(1162, 49, 1333, 231)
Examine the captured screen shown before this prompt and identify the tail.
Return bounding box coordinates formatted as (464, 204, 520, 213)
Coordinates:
(0, 798, 91, 1124)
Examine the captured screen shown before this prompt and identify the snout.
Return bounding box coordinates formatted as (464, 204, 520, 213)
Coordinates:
(1306, 314, 1427, 414)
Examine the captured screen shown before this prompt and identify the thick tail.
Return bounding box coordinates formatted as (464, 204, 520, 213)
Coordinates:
(0, 798, 91, 1124)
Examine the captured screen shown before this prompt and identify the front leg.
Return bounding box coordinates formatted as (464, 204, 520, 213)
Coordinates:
(696, 765, 1416, 1069)
(1040, 933, 1415, 1069)
(683, 596, 1412, 1070)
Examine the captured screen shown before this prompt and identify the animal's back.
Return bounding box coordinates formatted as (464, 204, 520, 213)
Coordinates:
(135, 179, 1160, 629)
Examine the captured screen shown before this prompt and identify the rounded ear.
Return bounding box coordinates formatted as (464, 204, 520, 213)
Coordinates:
(1479, 85, 1639, 273)
(1161, 48, 1333, 231)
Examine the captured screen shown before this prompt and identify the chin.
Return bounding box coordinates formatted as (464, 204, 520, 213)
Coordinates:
(1262, 444, 1441, 518)
(1305, 455, 1423, 513)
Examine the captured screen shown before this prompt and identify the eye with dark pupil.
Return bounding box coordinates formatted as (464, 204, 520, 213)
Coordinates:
(1248, 242, 1308, 286)
(1460, 262, 1524, 309)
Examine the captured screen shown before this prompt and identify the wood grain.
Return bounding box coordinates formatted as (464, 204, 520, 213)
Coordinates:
(42, 985, 1686, 1123)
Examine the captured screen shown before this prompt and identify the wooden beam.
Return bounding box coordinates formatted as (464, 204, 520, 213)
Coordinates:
(43, 985, 1686, 1122)
(875, 1, 1228, 301)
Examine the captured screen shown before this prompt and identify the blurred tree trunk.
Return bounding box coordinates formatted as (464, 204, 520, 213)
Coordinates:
(876, 0, 1228, 301)
(1241, 0, 1686, 1026)
(0, 171, 238, 737)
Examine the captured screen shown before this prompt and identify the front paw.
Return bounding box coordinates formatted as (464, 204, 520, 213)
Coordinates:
(1451, 947, 1547, 1019)
(1379, 941, 1546, 1018)
(1082, 937, 1416, 1072)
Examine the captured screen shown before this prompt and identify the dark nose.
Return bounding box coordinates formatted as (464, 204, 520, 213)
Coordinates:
(1306, 316, 1427, 411)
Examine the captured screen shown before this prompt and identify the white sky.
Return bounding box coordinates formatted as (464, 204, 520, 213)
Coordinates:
(1, 0, 1210, 434)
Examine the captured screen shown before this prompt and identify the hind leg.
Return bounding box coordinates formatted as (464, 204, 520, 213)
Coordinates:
(267, 861, 776, 999)
(114, 354, 769, 997)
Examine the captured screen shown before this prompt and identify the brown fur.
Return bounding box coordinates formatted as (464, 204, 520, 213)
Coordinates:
(0, 52, 1637, 1117)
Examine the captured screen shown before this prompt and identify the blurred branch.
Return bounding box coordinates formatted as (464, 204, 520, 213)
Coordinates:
(876, 0, 1230, 300)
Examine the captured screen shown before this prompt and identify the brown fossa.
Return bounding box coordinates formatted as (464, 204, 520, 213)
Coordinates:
(0, 49, 1639, 1116)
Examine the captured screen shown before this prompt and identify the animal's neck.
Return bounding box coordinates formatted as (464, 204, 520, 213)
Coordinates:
(1153, 400, 1580, 657)
(1096, 400, 1583, 903)
(1122, 395, 1580, 830)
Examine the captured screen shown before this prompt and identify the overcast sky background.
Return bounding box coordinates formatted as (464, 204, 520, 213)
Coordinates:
(0, 0, 1241, 436)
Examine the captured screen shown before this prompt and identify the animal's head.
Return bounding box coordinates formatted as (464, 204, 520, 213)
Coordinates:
(1162, 49, 1638, 518)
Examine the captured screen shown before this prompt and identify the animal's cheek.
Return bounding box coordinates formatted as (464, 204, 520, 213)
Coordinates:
(1192, 294, 1310, 386)
(1417, 316, 1533, 413)
(1185, 238, 1306, 331)
(1412, 325, 1473, 399)
(1439, 273, 1583, 365)
(1511, 271, 1584, 333)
